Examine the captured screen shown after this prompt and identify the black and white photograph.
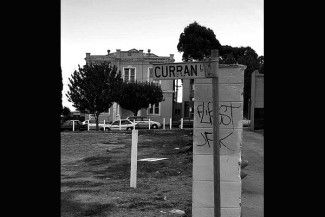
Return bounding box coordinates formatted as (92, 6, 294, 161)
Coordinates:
(61, 0, 264, 216)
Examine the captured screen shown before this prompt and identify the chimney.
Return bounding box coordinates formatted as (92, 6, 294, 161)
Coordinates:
(86, 53, 91, 58)
(107, 50, 110, 55)
(147, 49, 151, 54)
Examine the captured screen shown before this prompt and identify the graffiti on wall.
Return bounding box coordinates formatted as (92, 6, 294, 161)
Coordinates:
(196, 102, 241, 151)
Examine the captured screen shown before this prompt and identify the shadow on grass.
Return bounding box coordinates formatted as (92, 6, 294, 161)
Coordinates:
(61, 199, 115, 217)
(83, 156, 112, 166)
(61, 181, 104, 188)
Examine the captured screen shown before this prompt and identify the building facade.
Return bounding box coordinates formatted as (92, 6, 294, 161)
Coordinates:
(84, 48, 175, 124)
(181, 79, 195, 120)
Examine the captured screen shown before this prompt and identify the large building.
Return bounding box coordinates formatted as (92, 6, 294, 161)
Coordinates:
(84, 48, 175, 124)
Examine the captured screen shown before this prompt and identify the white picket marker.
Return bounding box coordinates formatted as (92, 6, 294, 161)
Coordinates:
(119, 119, 121, 130)
(170, 118, 172, 130)
(148, 118, 151, 130)
(72, 120, 75, 132)
(87, 120, 90, 131)
(130, 129, 138, 188)
(181, 118, 184, 129)
(103, 120, 106, 131)
(163, 118, 166, 130)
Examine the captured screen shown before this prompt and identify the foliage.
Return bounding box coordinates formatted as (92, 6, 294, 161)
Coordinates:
(61, 106, 71, 121)
(118, 82, 164, 116)
(258, 56, 264, 74)
(219, 46, 261, 117)
(177, 21, 222, 61)
(177, 21, 264, 117)
(66, 63, 123, 130)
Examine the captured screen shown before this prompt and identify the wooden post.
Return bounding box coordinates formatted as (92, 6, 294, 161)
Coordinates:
(181, 118, 183, 129)
(169, 118, 172, 130)
(163, 118, 165, 130)
(87, 120, 89, 131)
(103, 120, 106, 131)
(130, 129, 138, 188)
(72, 120, 75, 132)
(211, 49, 220, 217)
(149, 118, 151, 130)
(119, 118, 121, 131)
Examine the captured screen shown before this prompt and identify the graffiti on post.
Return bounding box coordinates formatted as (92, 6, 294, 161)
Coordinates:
(196, 102, 241, 151)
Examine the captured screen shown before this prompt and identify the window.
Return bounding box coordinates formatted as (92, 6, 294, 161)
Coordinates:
(148, 102, 160, 115)
(112, 121, 119, 125)
(121, 120, 131, 125)
(124, 67, 136, 83)
(148, 67, 161, 84)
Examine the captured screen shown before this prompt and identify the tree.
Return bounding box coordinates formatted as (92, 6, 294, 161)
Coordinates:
(118, 82, 164, 116)
(220, 46, 261, 117)
(62, 106, 71, 121)
(177, 21, 222, 61)
(66, 63, 123, 130)
(258, 56, 264, 74)
(177, 22, 264, 118)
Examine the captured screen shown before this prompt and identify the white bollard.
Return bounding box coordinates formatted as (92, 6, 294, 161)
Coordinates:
(148, 118, 151, 130)
(130, 129, 138, 188)
(119, 119, 121, 130)
(72, 120, 75, 132)
(163, 118, 165, 130)
(87, 120, 90, 131)
(170, 118, 172, 130)
(181, 118, 183, 129)
(103, 120, 106, 131)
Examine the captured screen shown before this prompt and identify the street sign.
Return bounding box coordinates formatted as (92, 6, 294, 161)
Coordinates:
(150, 60, 218, 80)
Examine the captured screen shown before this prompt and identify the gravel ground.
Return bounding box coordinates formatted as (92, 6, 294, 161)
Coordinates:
(241, 129, 264, 217)
(61, 129, 263, 217)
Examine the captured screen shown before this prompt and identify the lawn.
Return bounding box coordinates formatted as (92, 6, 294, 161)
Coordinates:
(61, 130, 193, 217)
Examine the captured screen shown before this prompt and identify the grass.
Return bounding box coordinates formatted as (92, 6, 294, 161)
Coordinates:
(61, 130, 193, 217)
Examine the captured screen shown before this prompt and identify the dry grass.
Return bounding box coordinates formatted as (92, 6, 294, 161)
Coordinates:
(61, 130, 193, 217)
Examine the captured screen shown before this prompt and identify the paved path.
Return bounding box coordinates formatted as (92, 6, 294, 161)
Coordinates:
(241, 129, 264, 217)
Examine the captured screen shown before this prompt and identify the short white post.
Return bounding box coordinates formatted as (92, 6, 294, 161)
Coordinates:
(103, 120, 106, 131)
(163, 118, 165, 130)
(148, 118, 151, 130)
(169, 118, 172, 130)
(72, 120, 75, 132)
(87, 120, 89, 131)
(130, 129, 138, 188)
(181, 118, 183, 129)
(119, 119, 121, 130)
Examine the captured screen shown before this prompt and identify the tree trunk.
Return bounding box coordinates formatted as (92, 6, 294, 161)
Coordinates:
(95, 113, 100, 131)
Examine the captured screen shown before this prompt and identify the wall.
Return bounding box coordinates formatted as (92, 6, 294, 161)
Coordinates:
(192, 64, 246, 217)
(250, 70, 264, 130)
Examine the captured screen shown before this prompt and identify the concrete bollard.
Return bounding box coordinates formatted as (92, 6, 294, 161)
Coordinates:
(170, 118, 172, 130)
(181, 118, 183, 129)
(87, 120, 90, 131)
(103, 120, 106, 131)
(119, 119, 121, 130)
(72, 120, 75, 131)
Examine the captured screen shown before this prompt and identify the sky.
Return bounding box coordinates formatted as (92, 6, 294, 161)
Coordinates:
(61, 0, 264, 111)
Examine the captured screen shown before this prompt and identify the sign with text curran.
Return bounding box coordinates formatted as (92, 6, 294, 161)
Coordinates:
(150, 60, 218, 79)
